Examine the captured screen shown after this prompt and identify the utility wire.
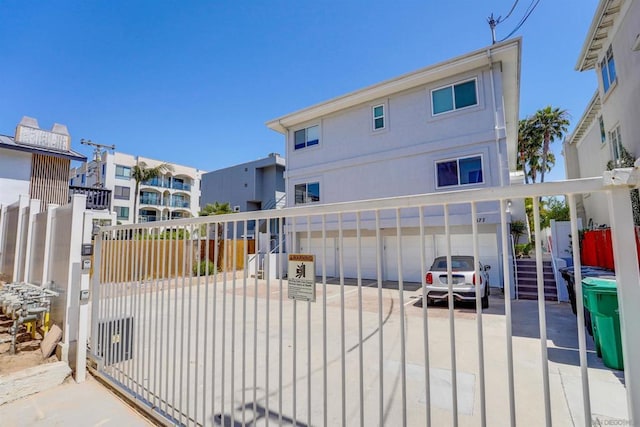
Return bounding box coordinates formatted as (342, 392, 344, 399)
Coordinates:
(498, 0, 541, 41)
(497, 0, 520, 24)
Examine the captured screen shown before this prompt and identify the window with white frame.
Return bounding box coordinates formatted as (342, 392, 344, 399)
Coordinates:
(436, 155, 483, 188)
(294, 125, 319, 150)
(599, 116, 606, 144)
(115, 206, 129, 220)
(115, 165, 131, 179)
(609, 126, 623, 166)
(600, 46, 617, 93)
(114, 185, 131, 200)
(372, 104, 385, 130)
(431, 79, 478, 115)
(294, 182, 320, 204)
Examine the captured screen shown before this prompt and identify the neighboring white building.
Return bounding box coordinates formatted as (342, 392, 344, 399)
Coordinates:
(266, 38, 522, 284)
(0, 116, 86, 208)
(70, 151, 203, 224)
(565, 0, 640, 227)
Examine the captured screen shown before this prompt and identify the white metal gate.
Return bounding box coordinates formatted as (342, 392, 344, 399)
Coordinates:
(90, 176, 640, 426)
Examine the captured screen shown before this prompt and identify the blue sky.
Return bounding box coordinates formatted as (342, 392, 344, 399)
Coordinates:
(0, 1, 597, 181)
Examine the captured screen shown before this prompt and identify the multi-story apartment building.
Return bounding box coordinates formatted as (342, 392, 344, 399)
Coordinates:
(266, 38, 521, 285)
(200, 153, 285, 237)
(564, 0, 640, 227)
(0, 116, 86, 208)
(70, 151, 202, 224)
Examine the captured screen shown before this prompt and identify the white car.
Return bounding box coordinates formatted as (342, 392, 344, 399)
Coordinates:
(424, 255, 490, 308)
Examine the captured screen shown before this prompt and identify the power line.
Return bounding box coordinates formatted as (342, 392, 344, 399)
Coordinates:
(499, 0, 541, 42)
(488, 0, 540, 43)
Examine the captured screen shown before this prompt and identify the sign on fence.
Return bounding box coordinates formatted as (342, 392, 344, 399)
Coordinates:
(287, 254, 316, 302)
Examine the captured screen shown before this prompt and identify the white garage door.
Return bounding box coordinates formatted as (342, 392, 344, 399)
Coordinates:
(340, 236, 378, 280)
(300, 237, 336, 277)
(383, 235, 436, 283)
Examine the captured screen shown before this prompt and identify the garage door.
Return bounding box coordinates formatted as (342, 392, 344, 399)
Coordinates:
(340, 236, 378, 280)
(300, 237, 336, 278)
(384, 235, 436, 283)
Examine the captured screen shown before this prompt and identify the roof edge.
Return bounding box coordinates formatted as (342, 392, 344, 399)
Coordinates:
(266, 38, 522, 134)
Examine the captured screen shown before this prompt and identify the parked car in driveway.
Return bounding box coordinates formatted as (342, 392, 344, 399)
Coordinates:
(425, 255, 491, 308)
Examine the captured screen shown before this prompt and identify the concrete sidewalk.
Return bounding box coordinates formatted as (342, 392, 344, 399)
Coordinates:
(0, 374, 151, 427)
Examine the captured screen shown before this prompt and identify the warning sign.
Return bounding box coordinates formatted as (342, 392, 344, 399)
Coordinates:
(288, 254, 316, 302)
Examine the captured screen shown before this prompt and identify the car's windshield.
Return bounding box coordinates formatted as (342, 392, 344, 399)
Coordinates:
(431, 256, 475, 271)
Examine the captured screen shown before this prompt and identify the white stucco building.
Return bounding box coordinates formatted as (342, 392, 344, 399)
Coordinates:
(70, 151, 203, 224)
(564, 0, 640, 227)
(266, 38, 522, 284)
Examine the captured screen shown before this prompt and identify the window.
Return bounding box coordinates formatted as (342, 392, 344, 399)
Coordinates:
(294, 182, 320, 204)
(432, 79, 478, 115)
(609, 126, 623, 166)
(102, 164, 106, 176)
(436, 155, 483, 188)
(115, 165, 131, 179)
(372, 105, 385, 130)
(115, 206, 129, 220)
(600, 46, 617, 93)
(81, 174, 86, 185)
(294, 125, 319, 150)
(599, 116, 606, 144)
(114, 185, 130, 200)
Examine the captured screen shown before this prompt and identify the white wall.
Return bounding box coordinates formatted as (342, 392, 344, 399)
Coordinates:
(285, 66, 508, 206)
(0, 149, 31, 206)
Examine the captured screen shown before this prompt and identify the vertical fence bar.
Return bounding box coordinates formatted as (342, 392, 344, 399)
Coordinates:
(229, 222, 237, 427)
(171, 228, 180, 420)
(443, 204, 458, 426)
(356, 212, 364, 427)
(321, 214, 328, 427)
(375, 209, 384, 426)
(196, 227, 204, 426)
(211, 223, 220, 422)
(178, 227, 187, 424)
(305, 215, 311, 427)
(338, 212, 346, 427)
(500, 199, 516, 427)
(419, 206, 432, 425)
(166, 228, 176, 415)
(471, 202, 487, 427)
(147, 227, 157, 403)
(395, 208, 408, 426)
(606, 187, 640, 424)
(188, 224, 196, 424)
(241, 221, 248, 427)
(116, 228, 126, 384)
(291, 217, 297, 426)
(266, 218, 272, 427)
(278, 216, 285, 427)
(221, 222, 228, 423)
(158, 228, 168, 414)
(153, 229, 162, 408)
(252, 220, 259, 419)
(532, 197, 551, 426)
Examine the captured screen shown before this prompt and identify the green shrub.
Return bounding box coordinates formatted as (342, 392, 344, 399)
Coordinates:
(193, 260, 216, 276)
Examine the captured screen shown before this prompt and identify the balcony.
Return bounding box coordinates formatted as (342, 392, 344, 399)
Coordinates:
(142, 178, 171, 188)
(171, 200, 190, 208)
(172, 181, 191, 191)
(69, 186, 111, 210)
(139, 195, 162, 206)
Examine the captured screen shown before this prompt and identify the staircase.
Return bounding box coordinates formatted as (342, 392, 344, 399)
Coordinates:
(516, 258, 557, 301)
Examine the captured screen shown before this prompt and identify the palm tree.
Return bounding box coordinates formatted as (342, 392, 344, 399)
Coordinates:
(517, 118, 543, 184)
(132, 161, 173, 224)
(199, 202, 234, 268)
(531, 106, 569, 183)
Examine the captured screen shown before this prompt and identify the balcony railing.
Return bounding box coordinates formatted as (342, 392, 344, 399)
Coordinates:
(69, 186, 112, 210)
(139, 196, 162, 206)
(171, 200, 190, 208)
(172, 182, 191, 191)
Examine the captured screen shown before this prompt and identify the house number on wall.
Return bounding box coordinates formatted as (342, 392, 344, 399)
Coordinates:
(476, 217, 486, 223)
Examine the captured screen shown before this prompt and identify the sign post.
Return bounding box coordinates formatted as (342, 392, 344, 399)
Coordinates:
(288, 254, 316, 302)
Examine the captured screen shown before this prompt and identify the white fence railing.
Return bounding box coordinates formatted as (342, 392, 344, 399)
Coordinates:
(88, 175, 639, 427)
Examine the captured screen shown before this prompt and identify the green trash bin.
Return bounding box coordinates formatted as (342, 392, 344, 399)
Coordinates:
(582, 277, 624, 370)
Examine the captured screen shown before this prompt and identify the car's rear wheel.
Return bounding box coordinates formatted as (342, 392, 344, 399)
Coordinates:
(481, 288, 489, 309)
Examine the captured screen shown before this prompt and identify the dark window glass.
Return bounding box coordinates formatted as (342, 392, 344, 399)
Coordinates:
(454, 80, 477, 109)
(437, 160, 458, 187)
